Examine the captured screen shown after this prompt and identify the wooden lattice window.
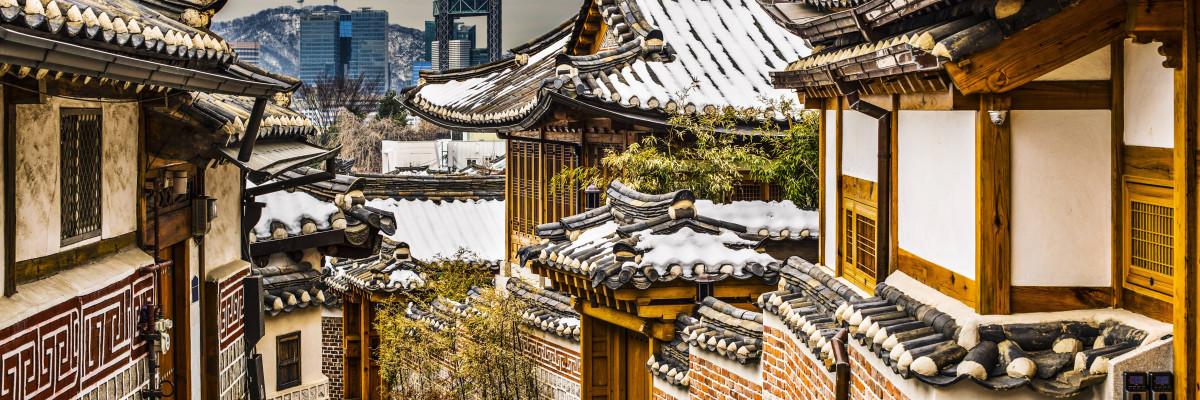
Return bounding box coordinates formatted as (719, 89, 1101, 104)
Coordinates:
(842, 199, 879, 291)
(733, 182, 764, 201)
(1123, 180, 1175, 300)
(277, 331, 301, 390)
(511, 140, 540, 235)
(545, 143, 579, 222)
(60, 109, 102, 246)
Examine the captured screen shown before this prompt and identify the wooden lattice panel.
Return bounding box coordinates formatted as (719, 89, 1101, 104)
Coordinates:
(1124, 180, 1175, 299)
(60, 109, 102, 245)
(842, 199, 878, 292)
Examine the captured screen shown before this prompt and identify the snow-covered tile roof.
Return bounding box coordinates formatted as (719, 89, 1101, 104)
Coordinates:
(248, 183, 344, 241)
(507, 278, 581, 341)
(189, 92, 316, 140)
(520, 181, 818, 290)
(367, 198, 506, 262)
(253, 252, 339, 316)
(648, 318, 691, 387)
(405, 0, 811, 131)
(679, 297, 765, 364)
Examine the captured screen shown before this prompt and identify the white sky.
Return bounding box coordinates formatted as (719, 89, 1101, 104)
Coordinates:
(215, 0, 579, 49)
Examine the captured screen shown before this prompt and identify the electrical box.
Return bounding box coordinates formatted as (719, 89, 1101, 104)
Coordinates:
(1150, 372, 1173, 400)
(1125, 372, 1149, 400)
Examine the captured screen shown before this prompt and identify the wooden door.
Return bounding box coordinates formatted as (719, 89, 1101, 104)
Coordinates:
(587, 317, 611, 399)
(157, 243, 190, 398)
(584, 317, 651, 400)
(623, 330, 650, 400)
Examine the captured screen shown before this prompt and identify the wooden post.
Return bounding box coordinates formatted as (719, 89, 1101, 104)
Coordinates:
(1174, 0, 1199, 396)
(504, 139, 513, 273)
(3, 85, 14, 297)
(1111, 41, 1126, 308)
(976, 94, 1012, 315)
(889, 94, 900, 275)
(818, 97, 828, 265)
(834, 97, 845, 275)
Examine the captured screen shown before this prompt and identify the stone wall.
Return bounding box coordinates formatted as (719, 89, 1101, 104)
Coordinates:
(322, 316, 345, 399)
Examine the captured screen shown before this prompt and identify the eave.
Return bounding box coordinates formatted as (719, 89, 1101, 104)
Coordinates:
(0, 25, 292, 96)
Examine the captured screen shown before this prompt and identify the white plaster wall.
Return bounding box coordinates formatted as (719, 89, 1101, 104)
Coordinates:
(188, 238, 202, 400)
(255, 306, 328, 398)
(841, 111, 879, 182)
(1035, 46, 1111, 81)
(1011, 110, 1112, 287)
(381, 140, 438, 172)
(1124, 39, 1175, 148)
(205, 163, 243, 270)
(823, 109, 838, 267)
(446, 140, 506, 169)
(14, 98, 139, 261)
(897, 111, 977, 279)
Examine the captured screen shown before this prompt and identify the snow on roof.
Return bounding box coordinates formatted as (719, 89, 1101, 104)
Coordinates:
(249, 182, 342, 240)
(636, 228, 776, 271)
(406, 0, 811, 130)
(366, 198, 506, 262)
(695, 199, 819, 239)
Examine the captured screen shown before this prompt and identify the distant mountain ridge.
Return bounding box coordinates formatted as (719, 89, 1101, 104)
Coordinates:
(212, 6, 424, 90)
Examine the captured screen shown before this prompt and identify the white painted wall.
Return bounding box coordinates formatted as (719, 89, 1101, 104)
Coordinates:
(14, 98, 139, 261)
(1124, 39, 1175, 148)
(381, 140, 439, 172)
(205, 163, 243, 270)
(1035, 46, 1111, 81)
(255, 306, 328, 398)
(188, 238, 202, 400)
(446, 140, 506, 169)
(823, 110, 838, 267)
(897, 111, 977, 279)
(841, 110, 878, 181)
(1011, 110, 1113, 287)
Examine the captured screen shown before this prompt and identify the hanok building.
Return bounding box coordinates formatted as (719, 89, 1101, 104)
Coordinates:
(307, 172, 505, 399)
(401, 0, 812, 266)
(0, 0, 319, 399)
(752, 0, 1191, 398)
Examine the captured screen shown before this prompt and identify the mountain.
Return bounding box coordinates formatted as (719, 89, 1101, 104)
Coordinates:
(212, 6, 425, 90)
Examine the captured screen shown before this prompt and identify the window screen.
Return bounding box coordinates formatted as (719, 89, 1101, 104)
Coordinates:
(60, 109, 102, 245)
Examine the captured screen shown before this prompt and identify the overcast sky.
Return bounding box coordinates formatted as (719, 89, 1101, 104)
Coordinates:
(216, 0, 579, 49)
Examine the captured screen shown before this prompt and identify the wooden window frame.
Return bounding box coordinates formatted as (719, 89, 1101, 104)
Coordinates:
(59, 108, 102, 246)
(1122, 176, 1175, 302)
(842, 198, 880, 292)
(277, 331, 302, 391)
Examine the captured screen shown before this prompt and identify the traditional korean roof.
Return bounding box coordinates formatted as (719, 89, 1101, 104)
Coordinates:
(247, 182, 395, 257)
(404, 294, 481, 332)
(519, 181, 816, 290)
(253, 252, 339, 316)
(326, 238, 502, 296)
(187, 92, 317, 140)
(280, 167, 505, 202)
(648, 318, 691, 387)
(404, 0, 810, 132)
(506, 278, 581, 342)
(0, 0, 294, 95)
(759, 259, 1159, 397)
(679, 297, 764, 364)
(366, 197, 505, 262)
(763, 0, 1081, 96)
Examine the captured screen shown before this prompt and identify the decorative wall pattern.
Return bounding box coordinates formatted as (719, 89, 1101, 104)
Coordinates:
(218, 337, 246, 400)
(268, 382, 329, 400)
(0, 272, 155, 400)
(215, 267, 249, 400)
(520, 333, 581, 400)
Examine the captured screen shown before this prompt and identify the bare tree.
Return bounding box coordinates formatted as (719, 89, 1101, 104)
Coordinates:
(336, 111, 448, 174)
(294, 74, 384, 147)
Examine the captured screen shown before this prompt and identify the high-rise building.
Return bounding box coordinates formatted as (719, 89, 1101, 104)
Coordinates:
(423, 20, 486, 71)
(349, 8, 388, 91)
(447, 39, 472, 70)
(229, 41, 261, 66)
(299, 12, 343, 83)
(299, 8, 390, 91)
(410, 61, 433, 87)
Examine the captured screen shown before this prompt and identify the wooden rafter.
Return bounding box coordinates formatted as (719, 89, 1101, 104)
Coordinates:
(945, 0, 1127, 94)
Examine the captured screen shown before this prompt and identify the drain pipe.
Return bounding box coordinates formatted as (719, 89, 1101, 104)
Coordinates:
(844, 91, 892, 278)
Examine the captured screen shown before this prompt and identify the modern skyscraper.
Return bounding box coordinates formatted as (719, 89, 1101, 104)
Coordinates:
(410, 61, 433, 87)
(422, 20, 486, 71)
(299, 8, 390, 91)
(229, 41, 260, 66)
(349, 8, 388, 91)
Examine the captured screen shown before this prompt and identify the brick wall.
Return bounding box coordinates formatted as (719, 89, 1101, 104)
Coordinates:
(761, 326, 836, 400)
(686, 354, 762, 400)
(654, 387, 685, 400)
(847, 346, 908, 400)
(322, 316, 345, 400)
(519, 331, 582, 400)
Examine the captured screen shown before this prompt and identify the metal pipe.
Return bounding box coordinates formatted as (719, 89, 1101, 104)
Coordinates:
(237, 97, 268, 162)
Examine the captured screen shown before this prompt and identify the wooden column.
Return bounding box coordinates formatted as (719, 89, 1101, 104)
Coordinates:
(889, 95, 900, 274)
(504, 139, 513, 271)
(817, 98, 828, 265)
(834, 98, 845, 275)
(1111, 41, 1126, 308)
(976, 94, 1012, 315)
(1174, 0, 1199, 396)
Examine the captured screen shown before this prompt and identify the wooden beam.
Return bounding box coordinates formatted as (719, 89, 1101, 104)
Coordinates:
(1011, 286, 1113, 313)
(945, 0, 1127, 94)
(13, 232, 136, 284)
(889, 95, 899, 274)
(818, 97, 828, 265)
(976, 94, 1012, 315)
(1111, 42, 1126, 308)
(1007, 81, 1113, 110)
(835, 98, 844, 275)
(1127, 0, 1183, 32)
(581, 303, 673, 341)
(1125, 145, 1174, 181)
(613, 286, 694, 301)
(1173, 0, 1199, 396)
(897, 249, 977, 309)
(896, 87, 977, 111)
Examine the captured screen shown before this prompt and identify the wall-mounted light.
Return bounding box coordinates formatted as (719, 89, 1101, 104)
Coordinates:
(171, 170, 189, 196)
